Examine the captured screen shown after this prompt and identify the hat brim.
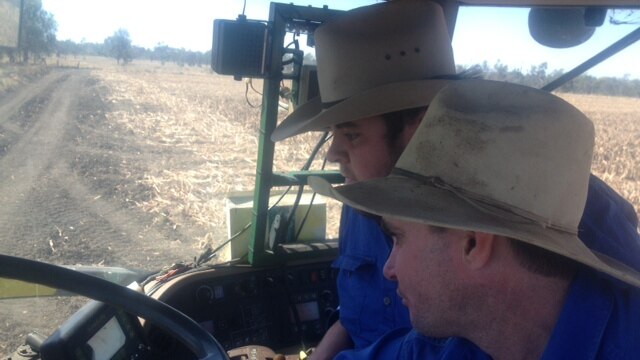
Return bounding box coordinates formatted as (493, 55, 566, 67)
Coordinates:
(309, 175, 640, 287)
(272, 79, 453, 142)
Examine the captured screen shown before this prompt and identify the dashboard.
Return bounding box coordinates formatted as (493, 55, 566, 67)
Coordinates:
(24, 259, 339, 359)
(144, 259, 339, 358)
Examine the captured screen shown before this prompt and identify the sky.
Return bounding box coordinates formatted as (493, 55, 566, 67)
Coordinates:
(41, 0, 640, 79)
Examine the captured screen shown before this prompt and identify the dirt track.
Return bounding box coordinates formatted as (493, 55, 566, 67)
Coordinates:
(0, 68, 205, 353)
(0, 69, 199, 268)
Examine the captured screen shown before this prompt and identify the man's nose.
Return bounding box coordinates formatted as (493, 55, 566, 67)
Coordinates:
(383, 252, 397, 281)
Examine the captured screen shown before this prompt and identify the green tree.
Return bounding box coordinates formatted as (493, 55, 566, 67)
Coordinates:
(493, 60, 509, 80)
(526, 62, 548, 88)
(153, 43, 170, 64)
(104, 28, 133, 64)
(20, 0, 57, 64)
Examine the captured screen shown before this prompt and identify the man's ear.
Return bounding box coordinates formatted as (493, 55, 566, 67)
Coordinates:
(462, 232, 496, 269)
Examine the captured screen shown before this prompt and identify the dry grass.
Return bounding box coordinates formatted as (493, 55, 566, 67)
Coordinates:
(558, 93, 640, 215)
(60, 58, 640, 249)
(88, 58, 340, 248)
(0, 63, 50, 95)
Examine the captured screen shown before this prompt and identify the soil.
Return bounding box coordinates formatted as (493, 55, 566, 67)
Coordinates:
(0, 68, 204, 354)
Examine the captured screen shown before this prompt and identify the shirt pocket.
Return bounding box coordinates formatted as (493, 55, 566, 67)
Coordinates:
(333, 254, 378, 343)
(334, 254, 375, 274)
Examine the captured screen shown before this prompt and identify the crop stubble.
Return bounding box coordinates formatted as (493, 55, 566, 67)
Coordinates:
(91, 60, 340, 253)
(90, 61, 640, 255)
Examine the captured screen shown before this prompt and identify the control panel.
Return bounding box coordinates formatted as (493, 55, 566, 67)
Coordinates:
(145, 261, 338, 358)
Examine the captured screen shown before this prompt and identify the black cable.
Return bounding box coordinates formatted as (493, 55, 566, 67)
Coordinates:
(248, 78, 262, 95)
(291, 131, 334, 243)
(246, 79, 291, 111)
(293, 156, 328, 242)
(149, 130, 330, 284)
(301, 131, 331, 171)
(286, 132, 331, 238)
(245, 81, 261, 108)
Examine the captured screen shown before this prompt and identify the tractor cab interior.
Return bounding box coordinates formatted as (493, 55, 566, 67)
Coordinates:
(1, 0, 639, 359)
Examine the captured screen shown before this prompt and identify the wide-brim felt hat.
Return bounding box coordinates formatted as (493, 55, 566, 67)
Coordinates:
(310, 79, 640, 288)
(271, 0, 456, 141)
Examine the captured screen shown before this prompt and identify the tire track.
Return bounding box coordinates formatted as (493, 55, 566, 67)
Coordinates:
(0, 70, 82, 257)
(0, 71, 68, 124)
(0, 68, 213, 355)
(0, 70, 197, 268)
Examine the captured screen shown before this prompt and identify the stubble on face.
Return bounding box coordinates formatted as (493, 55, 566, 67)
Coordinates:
(386, 218, 469, 338)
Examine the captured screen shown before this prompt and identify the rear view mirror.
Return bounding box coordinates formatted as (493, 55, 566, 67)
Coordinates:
(528, 7, 606, 48)
(0, 0, 22, 48)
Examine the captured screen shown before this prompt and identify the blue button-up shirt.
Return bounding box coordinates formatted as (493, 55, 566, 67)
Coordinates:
(336, 269, 640, 360)
(333, 175, 640, 359)
(334, 327, 491, 359)
(579, 175, 640, 274)
(333, 206, 411, 349)
(542, 269, 640, 359)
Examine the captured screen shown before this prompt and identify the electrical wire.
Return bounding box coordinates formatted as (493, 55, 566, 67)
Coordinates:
(245, 79, 262, 108)
(279, 133, 332, 351)
(143, 106, 331, 289)
(209, 133, 326, 247)
(293, 156, 328, 242)
(245, 78, 290, 110)
(285, 131, 330, 242)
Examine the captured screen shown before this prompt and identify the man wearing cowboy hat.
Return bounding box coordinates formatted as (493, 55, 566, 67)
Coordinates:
(311, 79, 640, 359)
(272, 0, 640, 359)
(273, 1, 457, 358)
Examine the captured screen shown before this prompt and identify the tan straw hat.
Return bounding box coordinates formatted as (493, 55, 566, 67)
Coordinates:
(271, 0, 456, 142)
(310, 79, 640, 287)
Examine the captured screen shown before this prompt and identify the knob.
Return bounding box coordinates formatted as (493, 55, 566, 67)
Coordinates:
(196, 285, 214, 302)
(320, 290, 333, 302)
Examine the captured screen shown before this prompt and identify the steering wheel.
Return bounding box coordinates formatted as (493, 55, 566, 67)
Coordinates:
(0, 254, 229, 360)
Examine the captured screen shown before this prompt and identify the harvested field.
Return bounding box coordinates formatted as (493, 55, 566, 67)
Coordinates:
(0, 56, 638, 355)
(559, 93, 640, 215)
(26, 57, 640, 252)
(88, 58, 341, 250)
(0, 57, 638, 261)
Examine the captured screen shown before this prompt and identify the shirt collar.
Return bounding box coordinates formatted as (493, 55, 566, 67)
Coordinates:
(542, 270, 613, 360)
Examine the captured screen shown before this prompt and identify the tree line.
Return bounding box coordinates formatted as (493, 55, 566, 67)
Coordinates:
(461, 61, 640, 98)
(2, 0, 638, 97)
(55, 32, 211, 67)
(0, 0, 211, 67)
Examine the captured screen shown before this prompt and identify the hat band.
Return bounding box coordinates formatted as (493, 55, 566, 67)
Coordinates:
(391, 167, 577, 235)
(321, 98, 342, 110)
(320, 73, 467, 110)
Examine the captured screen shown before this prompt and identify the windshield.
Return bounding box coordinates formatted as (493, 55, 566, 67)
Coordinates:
(1, 0, 639, 355)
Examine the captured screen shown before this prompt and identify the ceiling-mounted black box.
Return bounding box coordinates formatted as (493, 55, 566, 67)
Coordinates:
(211, 19, 269, 79)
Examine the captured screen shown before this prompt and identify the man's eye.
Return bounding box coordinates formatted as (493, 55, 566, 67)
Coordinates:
(344, 133, 359, 141)
(380, 221, 396, 241)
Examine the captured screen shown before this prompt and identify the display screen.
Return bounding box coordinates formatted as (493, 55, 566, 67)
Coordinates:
(87, 317, 126, 360)
(294, 301, 319, 322)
